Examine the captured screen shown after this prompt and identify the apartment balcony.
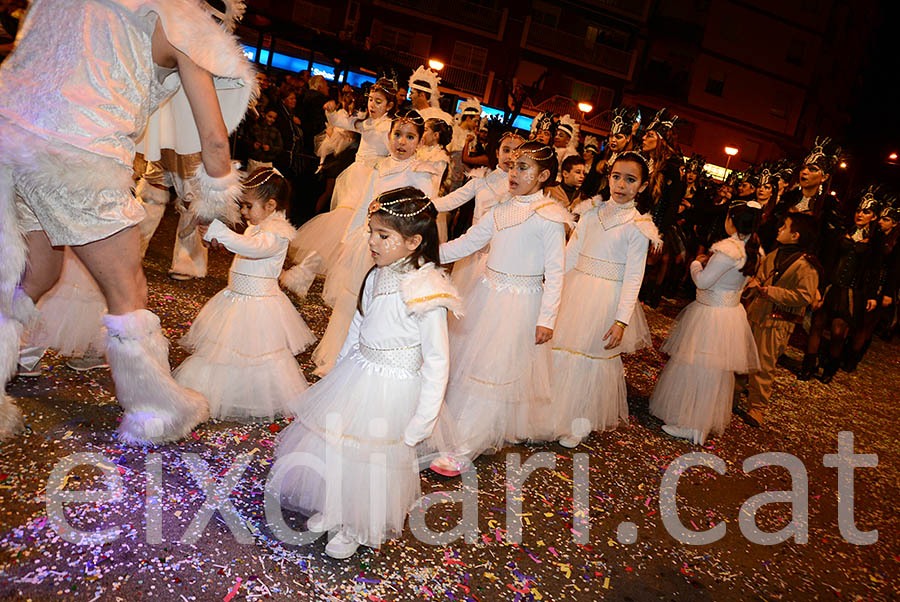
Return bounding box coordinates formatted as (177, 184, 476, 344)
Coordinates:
(581, 0, 653, 22)
(374, 0, 507, 39)
(523, 94, 616, 133)
(521, 20, 637, 80)
(375, 47, 492, 97)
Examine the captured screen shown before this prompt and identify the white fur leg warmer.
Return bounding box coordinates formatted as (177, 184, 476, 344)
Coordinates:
(137, 202, 166, 258)
(103, 310, 209, 445)
(0, 393, 24, 442)
(186, 161, 242, 226)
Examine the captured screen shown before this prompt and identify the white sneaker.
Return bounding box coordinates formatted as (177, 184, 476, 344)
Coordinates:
(66, 356, 109, 372)
(662, 424, 702, 443)
(306, 512, 327, 533)
(558, 435, 582, 449)
(325, 530, 359, 559)
(429, 455, 464, 477)
(16, 363, 42, 377)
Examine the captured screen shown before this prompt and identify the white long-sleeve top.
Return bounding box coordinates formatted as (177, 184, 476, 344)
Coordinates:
(433, 167, 509, 222)
(336, 262, 459, 446)
(440, 191, 570, 329)
(690, 234, 749, 292)
(325, 109, 391, 166)
(203, 211, 295, 278)
(565, 200, 652, 325)
(345, 155, 445, 237)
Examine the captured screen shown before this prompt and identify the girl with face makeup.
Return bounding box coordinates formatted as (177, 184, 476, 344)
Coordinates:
(426, 142, 573, 475)
(290, 78, 397, 277)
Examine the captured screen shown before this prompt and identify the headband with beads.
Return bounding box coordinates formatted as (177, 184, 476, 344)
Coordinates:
(368, 195, 433, 218)
(392, 109, 425, 128)
(615, 150, 650, 168)
(513, 144, 555, 162)
(244, 166, 283, 189)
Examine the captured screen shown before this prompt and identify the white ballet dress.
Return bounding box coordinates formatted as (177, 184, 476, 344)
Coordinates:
(290, 110, 391, 272)
(650, 234, 760, 443)
(546, 198, 657, 438)
(276, 261, 460, 548)
(313, 155, 444, 374)
(433, 166, 509, 297)
(174, 212, 314, 422)
(427, 191, 572, 460)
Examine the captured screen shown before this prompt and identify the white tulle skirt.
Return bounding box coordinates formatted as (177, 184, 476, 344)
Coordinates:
(649, 360, 735, 442)
(288, 207, 355, 281)
(321, 227, 371, 308)
(276, 348, 423, 548)
(174, 279, 315, 422)
(428, 273, 552, 460)
(649, 296, 760, 440)
(313, 228, 373, 373)
(26, 248, 106, 357)
(449, 248, 488, 301)
(542, 269, 652, 438)
(329, 159, 376, 212)
(659, 299, 759, 371)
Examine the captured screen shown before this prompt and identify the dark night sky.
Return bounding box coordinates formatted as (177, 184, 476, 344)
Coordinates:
(845, 0, 900, 184)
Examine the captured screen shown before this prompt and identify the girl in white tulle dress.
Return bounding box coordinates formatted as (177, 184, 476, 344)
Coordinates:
(289, 78, 396, 274)
(547, 152, 660, 448)
(312, 109, 445, 375)
(428, 142, 572, 475)
(174, 168, 314, 422)
(275, 188, 460, 559)
(433, 131, 523, 297)
(650, 202, 762, 444)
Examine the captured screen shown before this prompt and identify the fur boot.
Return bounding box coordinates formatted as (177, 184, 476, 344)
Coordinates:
(104, 309, 209, 445)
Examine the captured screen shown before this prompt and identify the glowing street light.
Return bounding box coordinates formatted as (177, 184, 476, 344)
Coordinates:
(839, 161, 848, 169)
(890, 152, 899, 161)
(428, 59, 444, 71)
(577, 102, 593, 113)
(724, 146, 739, 179)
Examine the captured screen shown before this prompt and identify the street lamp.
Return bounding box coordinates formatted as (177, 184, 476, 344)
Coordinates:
(577, 102, 593, 113)
(724, 146, 739, 179)
(428, 59, 444, 71)
(839, 161, 848, 169)
(890, 152, 898, 161)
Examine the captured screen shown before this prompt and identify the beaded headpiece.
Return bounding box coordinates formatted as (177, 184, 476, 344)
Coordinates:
(645, 108, 678, 134)
(392, 108, 425, 128)
(556, 114, 577, 139)
(880, 193, 900, 221)
(584, 135, 600, 153)
(513, 144, 555, 162)
(369, 193, 433, 218)
(757, 165, 777, 189)
(371, 75, 399, 99)
(244, 166, 283, 188)
(616, 150, 650, 168)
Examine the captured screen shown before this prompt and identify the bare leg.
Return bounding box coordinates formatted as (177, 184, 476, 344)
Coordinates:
(70, 225, 146, 315)
(71, 225, 207, 444)
(21, 231, 64, 302)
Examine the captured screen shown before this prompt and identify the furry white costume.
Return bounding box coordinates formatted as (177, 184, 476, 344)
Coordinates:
(0, 0, 256, 442)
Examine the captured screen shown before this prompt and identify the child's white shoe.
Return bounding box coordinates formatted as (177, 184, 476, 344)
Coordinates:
(306, 512, 327, 533)
(325, 530, 359, 559)
(662, 424, 703, 444)
(558, 435, 582, 449)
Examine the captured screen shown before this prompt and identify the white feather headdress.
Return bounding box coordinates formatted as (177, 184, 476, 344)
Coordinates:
(455, 97, 482, 125)
(408, 65, 442, 107)
(202, 0, 246, 32)
(557, 114, 579, 153)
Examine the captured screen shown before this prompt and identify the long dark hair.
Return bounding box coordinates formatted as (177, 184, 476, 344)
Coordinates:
(425, 117, 453, 154)
(728, 203, 762, 276)
(515, 140, 558, 188)
(610, 151, 652, 212)
(357, 186, 440, 314)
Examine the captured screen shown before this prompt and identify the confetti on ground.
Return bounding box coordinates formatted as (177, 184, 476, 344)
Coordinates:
(1, 208, 898, 601)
